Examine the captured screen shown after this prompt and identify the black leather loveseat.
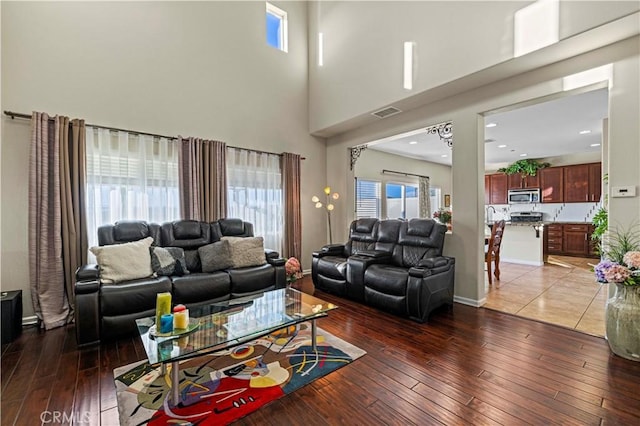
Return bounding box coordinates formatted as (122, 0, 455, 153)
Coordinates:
(312, 218, 455, 322)
(75, 218, 285, 345)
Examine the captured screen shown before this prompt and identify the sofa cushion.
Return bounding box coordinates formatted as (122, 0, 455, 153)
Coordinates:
(100, 276, 172, 316)
(150, 247, 189, 276)
(171, 272, 231, 305)
(364, 264, 408, 297)
(198, 240, 234, 273)
(228, 264, 276, 296)
(316, 256, 348, 280)
(222, 236, 266, 268)
(90, 237, 154, 284)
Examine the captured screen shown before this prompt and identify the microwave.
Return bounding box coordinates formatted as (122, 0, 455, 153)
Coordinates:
(508, 188, 540, 204)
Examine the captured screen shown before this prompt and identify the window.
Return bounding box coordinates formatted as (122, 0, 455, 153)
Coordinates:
(356, 178, 442, 220)
(386, 182, 419, 219)
(226, 148, 283, 254)
(85, 128, 180, 251)
(266, 2, 288, 52)
(430, 187, 442, 217)
(355, 179, 381, 219)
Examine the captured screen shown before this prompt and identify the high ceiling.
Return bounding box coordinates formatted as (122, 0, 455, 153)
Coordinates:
(367, 88, 608, 170)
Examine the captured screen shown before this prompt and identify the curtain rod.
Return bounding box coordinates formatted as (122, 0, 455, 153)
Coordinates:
(3, 110, 305, 160)
(382, 169, 429, 179)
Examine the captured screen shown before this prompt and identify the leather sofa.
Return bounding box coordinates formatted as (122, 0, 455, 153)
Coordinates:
(75, 218, 286, 346)
(312, 218, 455, 322)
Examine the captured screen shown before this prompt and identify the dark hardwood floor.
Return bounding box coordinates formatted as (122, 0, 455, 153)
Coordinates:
(3, 276, 640, 425)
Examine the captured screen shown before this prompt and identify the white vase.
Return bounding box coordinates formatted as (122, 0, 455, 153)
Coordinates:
(606, 283, 640, 361)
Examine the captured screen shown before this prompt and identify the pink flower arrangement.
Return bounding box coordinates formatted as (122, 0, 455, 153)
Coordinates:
(594, 249, 640, 286)
(623, 251, 640, 269)
(285, 257, 303, 283)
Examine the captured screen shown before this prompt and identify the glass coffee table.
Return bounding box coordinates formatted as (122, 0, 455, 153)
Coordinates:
(135, 287, 337, 405)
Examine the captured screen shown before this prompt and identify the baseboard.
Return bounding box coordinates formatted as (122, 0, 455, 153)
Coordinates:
(500, 258, 543, 267)
(303, 269, 311, 275)
(454, 295, 486, 307)
(22, 315, 38, 326)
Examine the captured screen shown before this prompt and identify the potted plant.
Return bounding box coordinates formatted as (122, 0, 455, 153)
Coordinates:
(433, 208, 452, 229)
(591, 207, 608, 255)
(593, 224, 640, 361)
(498, 159, 551, 176)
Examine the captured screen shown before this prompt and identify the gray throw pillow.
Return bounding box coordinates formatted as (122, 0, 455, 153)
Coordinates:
(150, 247, 189, 276)
(222, 236, 267, 268)
(183, 249, 201, 272)
(199, 240, 234, 273)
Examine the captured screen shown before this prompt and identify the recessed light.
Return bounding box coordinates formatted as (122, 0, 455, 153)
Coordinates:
(498, 144, 507, 148)
(519, 153, 528, 157)
(441, 154, 448, 158)
(579, 130, 591, 135)
(486, 123, 497, 128)
(409, 141, 418, 145)
(590, 143, 601, 147)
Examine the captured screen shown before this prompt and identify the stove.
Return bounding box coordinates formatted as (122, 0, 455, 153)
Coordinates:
(510, 211, 543, 223)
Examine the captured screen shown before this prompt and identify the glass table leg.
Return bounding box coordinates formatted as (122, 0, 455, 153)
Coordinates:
(311, 319, 317, 352)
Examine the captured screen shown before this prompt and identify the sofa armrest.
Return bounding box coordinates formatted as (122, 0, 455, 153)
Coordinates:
(76, 264, 100, 281)
(417, 257, 449, 269)
(410, 257, 455, 277)
(74, 277, 101, 346)
(264, 249, 280, 260)
(312, 244, 345, 258)
(353, 249, 392, 260)
(75, 278, 101, 295)
(407, 256, 456, 323)
(267, 257, 286, 267)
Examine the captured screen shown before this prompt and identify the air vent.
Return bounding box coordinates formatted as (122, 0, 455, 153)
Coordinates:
(371, 106, 402, 119)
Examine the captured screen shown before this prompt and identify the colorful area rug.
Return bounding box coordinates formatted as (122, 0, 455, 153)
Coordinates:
(114, 324, 365, 425)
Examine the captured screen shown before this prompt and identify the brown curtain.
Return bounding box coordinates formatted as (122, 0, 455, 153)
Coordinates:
(30, 112, 86, 329)
(178, 137, 227, 221)
(60, 119, 88, 315)
(282, 152, 302, 260)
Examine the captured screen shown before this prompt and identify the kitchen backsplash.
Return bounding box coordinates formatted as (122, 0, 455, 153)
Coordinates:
(486, 202, 602, 223)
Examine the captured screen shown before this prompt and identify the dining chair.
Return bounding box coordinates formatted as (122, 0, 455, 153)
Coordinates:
(485, 220, 506, 285)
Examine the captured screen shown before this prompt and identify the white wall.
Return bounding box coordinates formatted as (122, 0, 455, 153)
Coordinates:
(0, 1, 326, 317)
(325, 37, 640, 305)
(309, 1, 639, 134)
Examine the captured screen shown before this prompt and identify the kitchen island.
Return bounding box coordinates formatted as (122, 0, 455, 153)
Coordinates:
(487, 222, 544, 266)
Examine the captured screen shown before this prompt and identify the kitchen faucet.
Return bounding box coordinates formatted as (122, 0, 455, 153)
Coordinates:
(486, 206, 496, 223)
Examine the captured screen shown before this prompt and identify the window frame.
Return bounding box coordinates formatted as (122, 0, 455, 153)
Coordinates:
(266, 2, 288, 53)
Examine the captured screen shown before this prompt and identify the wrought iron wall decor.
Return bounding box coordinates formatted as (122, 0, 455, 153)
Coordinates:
(425, 121, 453, 148)
(349, 144, 368, 170)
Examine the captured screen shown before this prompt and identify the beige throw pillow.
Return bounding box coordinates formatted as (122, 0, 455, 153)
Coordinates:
(90, 237, 154, 284)
(222, 236, 267, 268)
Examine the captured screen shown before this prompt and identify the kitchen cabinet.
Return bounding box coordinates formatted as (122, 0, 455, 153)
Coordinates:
(545, 224, 563, 254)
(588, 163, 602, 202)
(564, 163, 602, 203)
(508, 173, 540, 189)
(544, 223, 597, 258)
(563, 224, 590, 256)
(489, 173, 508, 204)
(540, 167, 563, 203)
(484, 175, 491, 205)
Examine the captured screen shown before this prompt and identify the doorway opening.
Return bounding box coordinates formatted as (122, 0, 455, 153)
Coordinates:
(482, 86, 608, 336)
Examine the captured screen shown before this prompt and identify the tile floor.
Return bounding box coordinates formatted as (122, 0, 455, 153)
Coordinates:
(483, 255, 608, 337)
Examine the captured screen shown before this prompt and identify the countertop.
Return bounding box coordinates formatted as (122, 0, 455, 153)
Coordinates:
(486, 221, 591, 226)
